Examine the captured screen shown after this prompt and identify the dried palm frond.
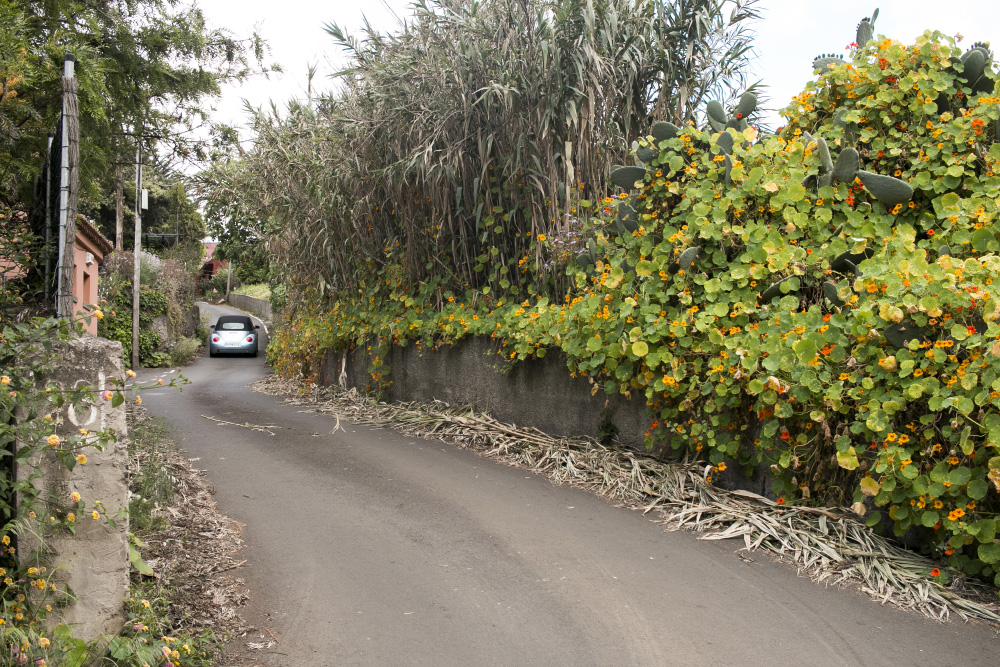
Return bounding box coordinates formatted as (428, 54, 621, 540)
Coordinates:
(252, 375, 1000, 627)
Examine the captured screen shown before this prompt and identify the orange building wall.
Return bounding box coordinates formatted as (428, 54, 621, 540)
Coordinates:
(73, 233, 105, 335)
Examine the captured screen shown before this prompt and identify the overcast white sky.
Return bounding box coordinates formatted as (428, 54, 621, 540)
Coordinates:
(197, 0, 999, 134)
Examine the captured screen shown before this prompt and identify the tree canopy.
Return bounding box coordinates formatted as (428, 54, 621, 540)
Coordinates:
(1, 0, 269, 252)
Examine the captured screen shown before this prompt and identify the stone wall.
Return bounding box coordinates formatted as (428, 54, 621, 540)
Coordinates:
(323, 336, 649, 447)
(20, 336, 130, 639)
(228, 293, 272, 321)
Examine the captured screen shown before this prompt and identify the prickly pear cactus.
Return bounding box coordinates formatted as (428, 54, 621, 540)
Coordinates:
(583, 14, 1000, 583)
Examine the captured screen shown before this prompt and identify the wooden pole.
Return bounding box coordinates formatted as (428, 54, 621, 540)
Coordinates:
(44, 134, 53, 303)
(131, 146, 142, 369)
(115, 168, 124, 251)
(57, 53, 79, 319)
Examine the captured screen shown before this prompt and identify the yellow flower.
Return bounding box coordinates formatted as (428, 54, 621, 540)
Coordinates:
(141, 599, 150, 608)
(94, 309, 104, 320)
(76, 454, 87, 465)
(38, 638, 50, 648)
(92, 510, 100, 520)
(0, 375, 8, 385)
(66, 513, 75, 523)
(127, 370, 136, 378)
(70, 491, 81, 503)
(47, 434, 60, 447)
(136, 396, 142, 405)
(536, 234, 547, 242)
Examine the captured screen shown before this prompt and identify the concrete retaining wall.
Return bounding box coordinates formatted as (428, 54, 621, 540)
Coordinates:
(20, 336, 130, 639)
(323, 336, 650, 447)
(321, 335, 774, 497)
(228, 293, 272, 320)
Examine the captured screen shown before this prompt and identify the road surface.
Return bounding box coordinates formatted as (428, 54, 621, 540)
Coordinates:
(139, 302, 999, 666)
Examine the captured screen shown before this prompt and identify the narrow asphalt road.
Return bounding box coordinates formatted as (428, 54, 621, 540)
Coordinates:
(138, 302, 998, 666)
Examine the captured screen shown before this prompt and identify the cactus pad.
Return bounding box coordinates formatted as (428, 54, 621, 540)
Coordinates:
(707, 100, 727, 125)
(759, 276, 799, 304)
(610, 165, 646, 189)
(716, 131, 734, 155)
(616, 203, 639, 233)
(856, 169, 914, 206)
(884, 322, 925, 349)
(813, 54, 847, 71)
(831, 249, 870, 274)
(961, 48, 987, 86)
(651, 121, 681, 142)
(733, 92, 757, 120)
(822, 281, 844, 307)
(677, 246, 700, 269)
(856, 18, 874, 47)
(832, 147, 860, 183)
(815, 137, 834, 172)
(636, 145, 659, 164)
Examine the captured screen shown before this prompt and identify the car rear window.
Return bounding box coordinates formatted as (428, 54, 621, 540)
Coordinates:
(216, 316, 251, 330)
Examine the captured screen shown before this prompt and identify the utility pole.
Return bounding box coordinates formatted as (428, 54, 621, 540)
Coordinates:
(131, 145, 143, 369)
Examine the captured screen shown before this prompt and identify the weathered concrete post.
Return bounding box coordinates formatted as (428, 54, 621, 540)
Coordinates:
(20, 336, 130, 639)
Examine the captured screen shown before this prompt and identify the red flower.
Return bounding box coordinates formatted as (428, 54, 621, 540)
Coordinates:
(967, 325, 977, 335)
(930, 568, 940, 577)
(780, 430, 790, 440)
(776, 497, 785, 505)
(736, 113, 743, 119)
(927, 229, 935, 236)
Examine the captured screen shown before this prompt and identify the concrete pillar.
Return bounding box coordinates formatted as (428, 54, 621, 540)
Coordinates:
(19, 336, 129, 639)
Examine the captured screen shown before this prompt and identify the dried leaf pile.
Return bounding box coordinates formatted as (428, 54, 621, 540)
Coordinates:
(126, 406, 259, 663)
(253, 375, 1000, 629)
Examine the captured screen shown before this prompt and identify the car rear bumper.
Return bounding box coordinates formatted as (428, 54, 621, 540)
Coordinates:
(210, 341, 258, 355)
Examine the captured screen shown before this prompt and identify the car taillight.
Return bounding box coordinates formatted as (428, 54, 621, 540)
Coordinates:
(245, 335, 254, 343)
(212, 335, 220, 342)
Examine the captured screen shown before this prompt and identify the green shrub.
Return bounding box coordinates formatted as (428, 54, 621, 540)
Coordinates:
(234, 283, 271, 300)
(127, 417, 175, 532)
(169, 336, 203, 366)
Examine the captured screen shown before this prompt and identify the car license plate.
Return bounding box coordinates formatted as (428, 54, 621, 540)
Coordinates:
(226, 341, 241, 347)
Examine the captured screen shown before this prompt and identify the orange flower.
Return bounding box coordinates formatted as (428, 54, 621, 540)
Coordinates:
(776, 497, 785, 505)
(930, 568, 940, 577)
